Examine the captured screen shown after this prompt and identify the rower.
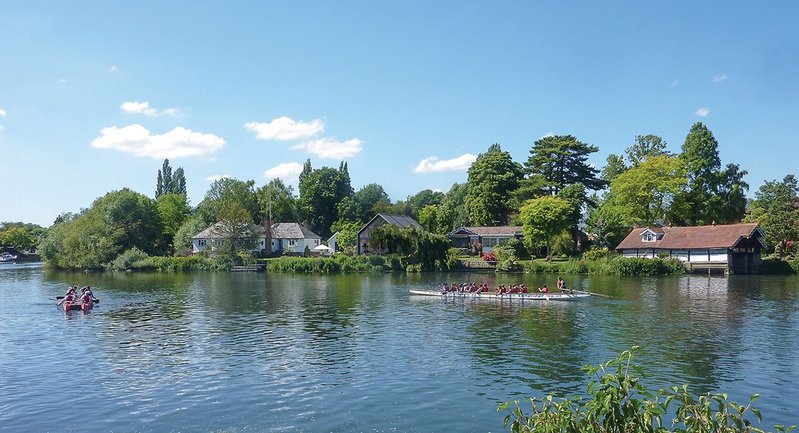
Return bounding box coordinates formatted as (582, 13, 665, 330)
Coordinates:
(538, 284, 549, 293)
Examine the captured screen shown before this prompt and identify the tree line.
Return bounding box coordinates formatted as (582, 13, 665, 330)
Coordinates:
(2, 121, 798, 268)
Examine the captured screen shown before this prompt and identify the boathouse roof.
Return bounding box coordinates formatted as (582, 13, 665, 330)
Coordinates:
(615, 223, 764, 250)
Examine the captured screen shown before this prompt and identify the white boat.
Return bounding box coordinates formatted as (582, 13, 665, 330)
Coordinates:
(408, 289, 591, 301)
(0, 253, 18, 263)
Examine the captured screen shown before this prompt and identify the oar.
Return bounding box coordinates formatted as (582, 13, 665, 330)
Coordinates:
(566, 289, 610, 298)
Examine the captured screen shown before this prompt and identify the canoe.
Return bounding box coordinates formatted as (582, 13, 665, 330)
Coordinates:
(409, 289, 590, 301)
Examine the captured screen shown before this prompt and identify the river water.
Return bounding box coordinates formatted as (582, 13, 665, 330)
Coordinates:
(1, 263, 797, 432)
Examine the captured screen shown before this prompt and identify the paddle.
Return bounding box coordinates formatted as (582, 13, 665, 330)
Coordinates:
(565, 289, 610, 298)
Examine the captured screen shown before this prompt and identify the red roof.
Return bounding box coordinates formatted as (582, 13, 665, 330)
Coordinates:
(615, 223, 762, 250)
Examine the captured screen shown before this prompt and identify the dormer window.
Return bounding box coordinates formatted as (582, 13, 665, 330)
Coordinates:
(640, 229, 660, 242)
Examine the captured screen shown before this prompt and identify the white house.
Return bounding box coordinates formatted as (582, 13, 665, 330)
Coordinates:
(192, 222, 322, 256)
(327, 232, 339, 254)
(615, 223, 765, 274)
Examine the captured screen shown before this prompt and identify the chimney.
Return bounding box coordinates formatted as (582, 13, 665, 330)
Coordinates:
(264, 216, 272, 257)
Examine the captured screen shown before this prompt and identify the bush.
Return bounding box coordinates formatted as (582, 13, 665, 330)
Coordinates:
(265, 254, 410, 273)
(583, 247, 613, 261)
(500, 346, 795, 433)
(110, 247, 150, 271)
(759, 259, 797, 275)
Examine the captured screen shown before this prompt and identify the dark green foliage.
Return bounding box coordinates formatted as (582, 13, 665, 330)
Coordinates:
(610, 257, 686, 276)
(669, 123, 748, 226)
(40, 188, 163, 269)
(368, 225, 451, 270)
(500, 346, 795, 433)
(465, 143, 524, 226)
(196, 177, 259, 225)
(744, 175, 799, 257)
(525, 135, 607, 195)
(156, 159, 187, 198)
(520, 257, 685, 276)
(266, 254, 408, 273)
(110, 247, 150, 271)
(256, 178, 298, 223)
(299, 166, 353, 237)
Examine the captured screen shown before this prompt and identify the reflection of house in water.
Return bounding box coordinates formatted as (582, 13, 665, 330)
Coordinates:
(615, 223, 766, 274)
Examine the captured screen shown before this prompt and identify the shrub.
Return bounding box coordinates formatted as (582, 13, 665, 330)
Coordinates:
(110, 247, 150, 271)
(583, 247, 613, 261)
(500, 346, 795, 433)
(759, 259, 796, 275)
(482, 252, 497, 262)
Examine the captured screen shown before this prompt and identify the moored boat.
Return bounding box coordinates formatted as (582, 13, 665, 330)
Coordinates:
(408, 289, 590, 301)
(0, 252, 18, 263)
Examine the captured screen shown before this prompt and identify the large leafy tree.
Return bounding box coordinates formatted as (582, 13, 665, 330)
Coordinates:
(40, 188, 163, 268)
(744, 175, 799, 257)
(0, 226, 38, 251)
(196, 177, 259, 225)
(625, 134, 669, 167)
(519, 196, 573, 258)
(439, 183, 469, 232)
(668, 123, 748, 225)
(525, 135, 606, 195)
(156, 193, 191, 252)
(256, 178, 298, 223)
(353, 183, 391, 222)
(604, 155, 686, 226)
(406, 189, 444, 219)
(215, 200, 259, 259)
(464, 144, 523, 226)
(156, 159, 187, 197)
(299, 166, 352, 237)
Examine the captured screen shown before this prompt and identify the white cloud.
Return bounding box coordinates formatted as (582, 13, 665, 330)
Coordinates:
(0, 108, 5, 117)
(109, 65, 118, 72)
(293, 137, 363, 160)
(120, 101, 180, 117)
(91, 124, 226, 159)
(207, 174, 231, 182)
(264, 162, 304, 180)
(413, 153, 477, 173)
(713, 73, 728, 83)
(245, 116, 325, 141)
(695, 107, 710, 117)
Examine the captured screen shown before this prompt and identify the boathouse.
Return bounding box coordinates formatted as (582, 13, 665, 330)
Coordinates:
(357, 213, 421, 255)
(447, 226, 523, 254)
(615, 223, 766, 274)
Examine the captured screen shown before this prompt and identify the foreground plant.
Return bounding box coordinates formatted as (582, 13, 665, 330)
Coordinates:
(499, 346, 796, 433)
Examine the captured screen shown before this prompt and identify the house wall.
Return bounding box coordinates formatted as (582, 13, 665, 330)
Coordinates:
(270, 238, 320, 255)
(358, 219, 386, 255)
(620, 248, 730, 263)
(194, 237, 267, 254)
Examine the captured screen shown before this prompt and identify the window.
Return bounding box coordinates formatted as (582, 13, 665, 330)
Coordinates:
(288, 240, 296, 246)
(198, 239, 206, 247)
(642, 233, 656, 242)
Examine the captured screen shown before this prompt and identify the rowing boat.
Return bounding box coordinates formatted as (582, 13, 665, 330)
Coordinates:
(408, 289, 590, 301)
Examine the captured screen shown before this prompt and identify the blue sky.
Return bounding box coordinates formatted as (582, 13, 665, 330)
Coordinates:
(2, 1, 797, 227)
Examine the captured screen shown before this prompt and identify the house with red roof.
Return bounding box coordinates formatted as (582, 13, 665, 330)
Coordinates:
(615, 223, 766, 274)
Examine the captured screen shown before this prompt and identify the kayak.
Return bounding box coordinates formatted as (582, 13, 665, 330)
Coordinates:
(409, 289, 590, 301)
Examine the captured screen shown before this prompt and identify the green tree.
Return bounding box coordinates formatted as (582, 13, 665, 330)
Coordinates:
(215, 200, 258, 260)
(605, 155, 686, 226)
(525, 135, 607, 195)
(156, 193, 191, 252)
(406, 189, 445, 219)
(156, 160, 187, 196)
(353, 183, 391, 222)
(601, 153, 628, 183)
(173, 216, 209, 253)
(0, 226, 38, 251)
(196, 177, 258, 225)
(417, 204, 444, 234)
(329, 220, 362, 253)
(557, 183, 591, 253)
(585, 195, 630, 249)
(669, 123, 748, 225)
(465, 144, 523, 226)
(299, 166, 351, 237)
(744, 175, 799, 257)
(519, 196, 573, 258)
(440, 182, 469, 232)
(256, 178, 298, 223)
(98, 188, 164, 255)
(625, 134, 669, 167)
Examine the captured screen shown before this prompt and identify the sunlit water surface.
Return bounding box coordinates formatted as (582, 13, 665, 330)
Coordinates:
(1, 263, 797, 432)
